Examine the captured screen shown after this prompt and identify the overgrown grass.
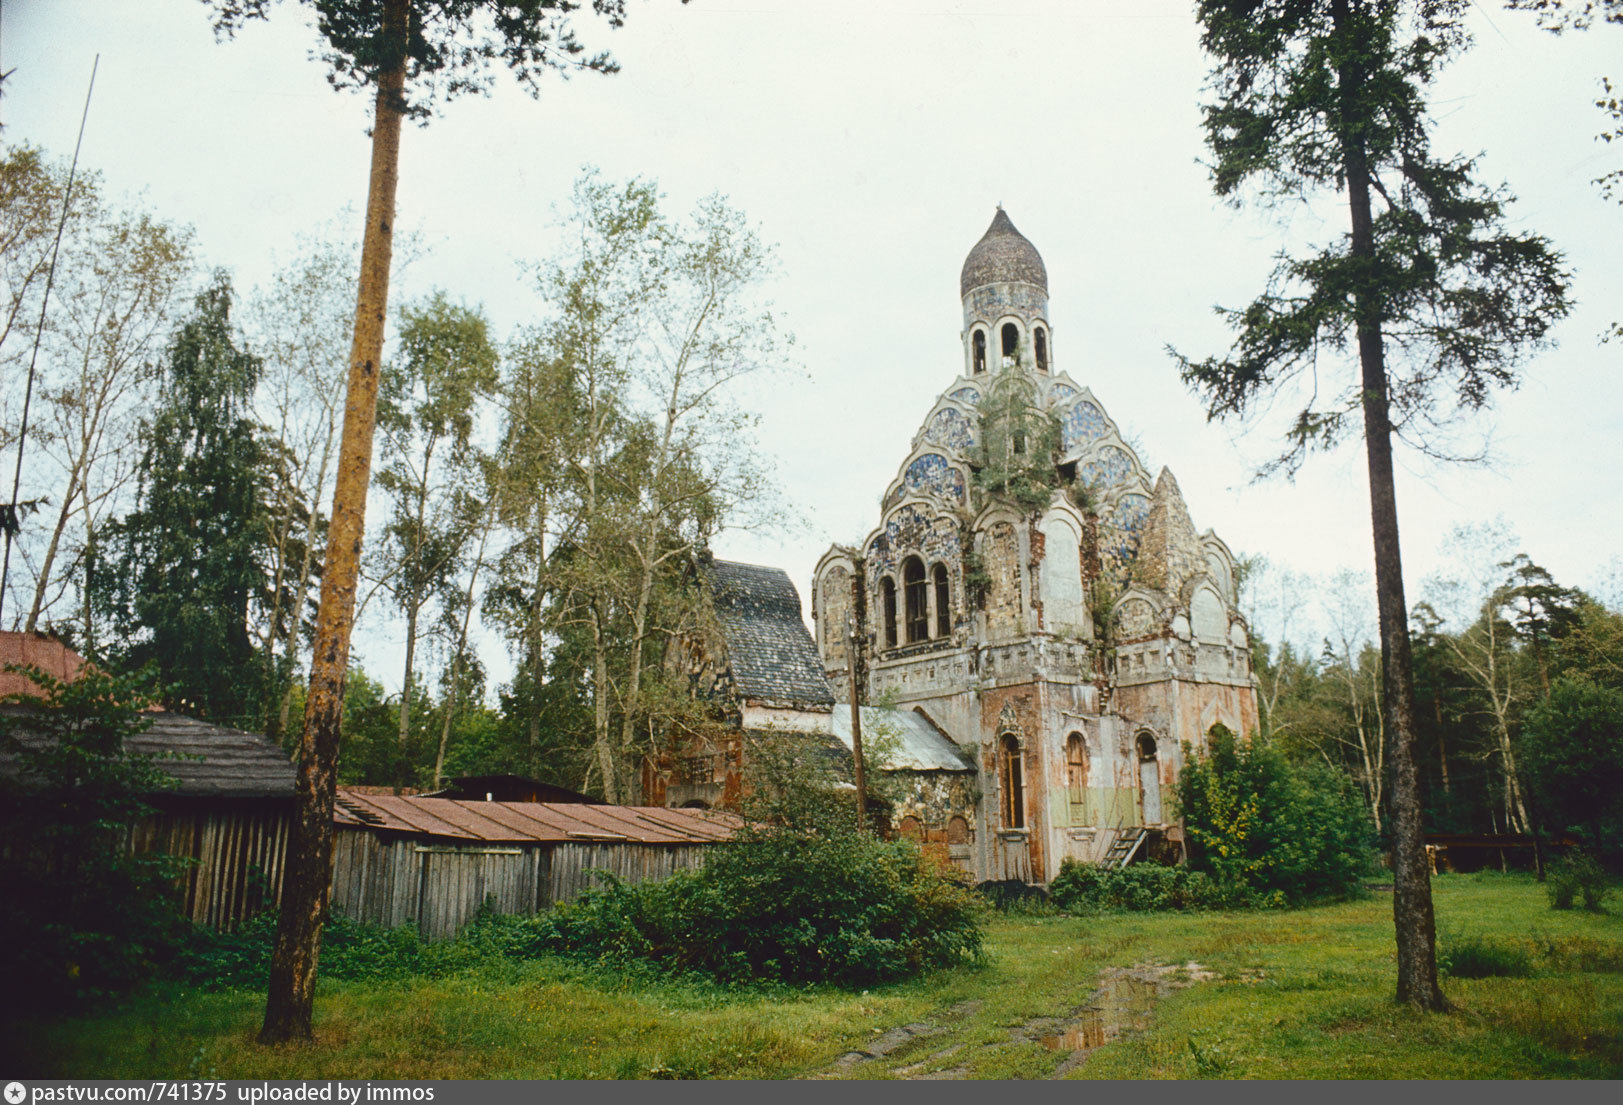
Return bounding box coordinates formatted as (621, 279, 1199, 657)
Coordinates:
(8, 873, 1621, 1079)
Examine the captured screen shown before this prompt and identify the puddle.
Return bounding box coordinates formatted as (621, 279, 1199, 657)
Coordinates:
(1021, 961, 1212, 1077)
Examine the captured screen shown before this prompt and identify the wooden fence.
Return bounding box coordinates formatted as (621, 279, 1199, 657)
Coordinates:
(329, 828, 715, 939)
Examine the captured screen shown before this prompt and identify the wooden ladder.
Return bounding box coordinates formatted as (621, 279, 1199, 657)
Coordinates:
(1103, 825, 1148, 869)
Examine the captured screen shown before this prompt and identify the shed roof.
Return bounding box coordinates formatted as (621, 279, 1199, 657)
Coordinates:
(703, 557, 834, 708)
(333, 788, 739, 844)
(0, 705, 296, 799)
(829, 706, 975, 772)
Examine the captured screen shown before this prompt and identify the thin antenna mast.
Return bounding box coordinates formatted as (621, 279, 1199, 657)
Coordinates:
(0, 54, 99, 630)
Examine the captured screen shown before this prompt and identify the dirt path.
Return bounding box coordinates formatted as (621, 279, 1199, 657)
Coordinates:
(808, 962, 1212, 1080)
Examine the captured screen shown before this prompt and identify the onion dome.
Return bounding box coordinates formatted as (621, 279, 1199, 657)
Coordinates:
(959, 207, 1048, 297)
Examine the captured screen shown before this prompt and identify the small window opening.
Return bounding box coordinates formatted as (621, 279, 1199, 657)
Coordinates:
(999, 733, 1025, 829)
(1000, 322, 1019, 364)
(1035, 327, 1049, 372)
(881, 576, 898, 648)
(972, 329, 987, 374)
(932, 563, 951, 638)
(903, 556, 928, 643)
(1066, 733, 1088, 823)
(1012, 429, 1027, 455)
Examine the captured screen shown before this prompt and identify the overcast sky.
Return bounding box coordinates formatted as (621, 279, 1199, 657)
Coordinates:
(5, 0, 1619, 691)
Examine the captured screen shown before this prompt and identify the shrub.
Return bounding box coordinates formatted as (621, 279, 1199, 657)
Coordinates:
(522, 733, 983, 987)
(1547, 853, 1610, 912)
(0, 664, 191, 1009)
(973, 879, 1051, 913)
(526, 825, 982, 987)
(1437, 933, 1534, 978)
(1176, 724, 1373, 906)
(1048, 859, 1240, 912)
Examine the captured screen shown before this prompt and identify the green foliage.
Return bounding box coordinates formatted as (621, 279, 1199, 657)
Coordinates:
(523, 736, 982, 987)
(0, 664, 190, 1008)
(1177, 1, 1571, 473)
(1546, 853, 1611, 912)
(1437, 932, 1535, 978)
(206, 1, 627, 120)
(1178, 724, 1374, 905)
(1048, 860, 1242, 913)
(91, 273, 272, 725)
(1520, 680, 1623, 847)
(970, 364, 1062, 512)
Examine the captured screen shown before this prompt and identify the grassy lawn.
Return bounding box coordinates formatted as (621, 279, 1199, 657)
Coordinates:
(9, 872, 1621, 1079)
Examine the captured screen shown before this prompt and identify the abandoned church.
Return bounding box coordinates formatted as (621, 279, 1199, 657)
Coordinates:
(646, 209, 1259, 884)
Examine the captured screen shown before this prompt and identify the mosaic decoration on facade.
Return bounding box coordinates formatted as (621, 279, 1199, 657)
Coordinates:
(949, 386, 981, 406)
(1100, 492, 1152, 566)
(1080, 445, 1133, 490)
(901, 453, 966, 505)
(923, 407, 976, 454)
(1049, 382, 1077, 404)
(1060, 400, 1108, 451)
(867, 504, 960, 574)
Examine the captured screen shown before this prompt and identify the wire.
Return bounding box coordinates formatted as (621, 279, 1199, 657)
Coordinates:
(1, 55, 98, 631)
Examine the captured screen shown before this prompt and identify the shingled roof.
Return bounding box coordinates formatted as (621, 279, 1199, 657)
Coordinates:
(0, 706, 296, 800)
(703, 557, 834, 709)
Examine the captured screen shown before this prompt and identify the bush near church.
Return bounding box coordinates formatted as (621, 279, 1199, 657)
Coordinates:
(517, 734, 984, 987)
(1177, 724, 1373, 906)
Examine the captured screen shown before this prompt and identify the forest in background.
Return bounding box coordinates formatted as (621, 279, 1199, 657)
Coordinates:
(4, 140, 1621, 854)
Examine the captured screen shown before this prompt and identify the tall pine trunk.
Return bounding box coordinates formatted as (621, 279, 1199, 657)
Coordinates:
(260, 0, 405, 1043)
(1339, 7, 1446, 1009)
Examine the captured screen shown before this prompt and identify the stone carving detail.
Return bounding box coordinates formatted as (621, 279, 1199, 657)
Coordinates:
(1116, 597, 1156, 638)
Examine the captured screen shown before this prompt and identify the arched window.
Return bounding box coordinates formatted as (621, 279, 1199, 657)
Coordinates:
(1000, 322, 1019, 364)
(897, 815, 924, 841)
(999, 734, 1025, 828)
(946, 816, 971, 844)
(1066, 733, 1088, 823)
(903, 556, 928, 643)
(1034, 326, 1049, 372)
(1137, 733, 1162, 824)
(972, 329, 987, 374)
(932, 563, 951, 637)
(880, 576, 898, 648)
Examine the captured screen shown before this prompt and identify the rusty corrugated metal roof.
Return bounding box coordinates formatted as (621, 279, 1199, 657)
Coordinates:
(333, 787, 739, 844)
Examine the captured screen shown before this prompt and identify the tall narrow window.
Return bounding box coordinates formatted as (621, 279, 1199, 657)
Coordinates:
(1137, 733, 1162, 824)
(881, 576, 898, 648)
(999, 734, 1025, 828)
(1001, 322, 1019, 363)
(1035, 327, 1049, 372)
(932, 563, 950, 637)
(1066, 733, 1088, 824)
(903, 556, 927, 643)
(972, 329, 987, 374)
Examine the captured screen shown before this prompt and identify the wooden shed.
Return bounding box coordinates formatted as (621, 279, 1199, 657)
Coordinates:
(0, 702, 297, 930)
(331, 788, 738, 939)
